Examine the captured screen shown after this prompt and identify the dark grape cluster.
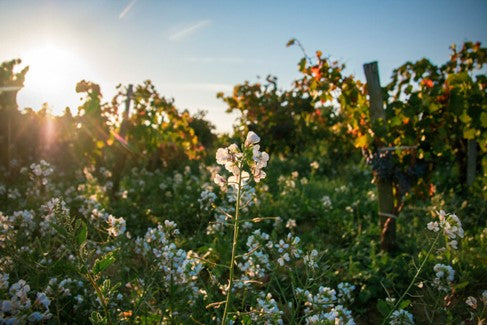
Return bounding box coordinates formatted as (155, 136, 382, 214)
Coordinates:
(363, 150, 395, 181)
(363, 149, 427, 196)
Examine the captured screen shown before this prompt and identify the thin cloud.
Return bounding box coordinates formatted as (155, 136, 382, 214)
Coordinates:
(169, 20, 211, 41)
(189, 83, 233, 92)
(119, 0, 138, 19)
(163, 82, 233, 92)
(187, 57, 245, 64)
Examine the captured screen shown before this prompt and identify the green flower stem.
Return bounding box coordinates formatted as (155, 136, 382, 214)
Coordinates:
(86, 272, 112, 325)
(77, 245, 112, 325)
(222, 165, 243, 325)
(382, 232, 440, 324)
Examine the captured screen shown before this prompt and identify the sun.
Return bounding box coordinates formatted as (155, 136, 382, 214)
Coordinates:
(18, 44, 92, 115)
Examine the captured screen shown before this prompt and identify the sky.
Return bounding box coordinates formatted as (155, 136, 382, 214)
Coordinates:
(1, 0, 486, 133)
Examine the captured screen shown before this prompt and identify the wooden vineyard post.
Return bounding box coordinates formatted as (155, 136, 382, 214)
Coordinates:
(121, 84, 133, 138)
(111, 84, 133, 197)
(363, 62, 396, 252)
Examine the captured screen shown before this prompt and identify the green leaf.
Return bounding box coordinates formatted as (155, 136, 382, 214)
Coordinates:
(93, 252, 116, 275)
(241, 314, 252, 324)
(480, 112, 487, 128)
(75, 220, 88, 246)
(429, 103, 440, 112)
(377, 299, 391, 316)
(454, 281, 469, 290)
(390, 116, 401, 127)
(399, 299, 411, 309)
(359, 289, 372, 303)
(101, 279, 112, 295)
(463, 128, 477, 140)
(447, 71, 470, 85)
(89, 311, 105, 324)
(52, 223, 69, 238)
(298, 58, 307, 72)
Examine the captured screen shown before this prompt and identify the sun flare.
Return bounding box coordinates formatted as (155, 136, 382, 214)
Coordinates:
(18, 44, 93, 115)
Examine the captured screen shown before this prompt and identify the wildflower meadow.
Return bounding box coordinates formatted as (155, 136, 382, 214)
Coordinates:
(1, 39, 486, 324)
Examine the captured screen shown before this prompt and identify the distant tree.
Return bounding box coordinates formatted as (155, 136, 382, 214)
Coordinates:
(188, 110, 217, 150)
(0, 59, 28, 171)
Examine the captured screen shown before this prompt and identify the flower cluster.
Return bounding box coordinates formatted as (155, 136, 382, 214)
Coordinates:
(275, 233, 302, 267)
(44, 277, 88, 312)
(237, 230, 273, 286)
(322, 195, 332, 209)
(337, 282, 356, 305)
(214, 131, 269, 189)
(106, 215, 126, 237)
(1, 277, 51, 323)
(389, 309, 414, 325)
(1, 201, 77, 269)
(427, 210, 464, 249)
(45, 277, 85, 298)
(278, 174, 297, 195)
(198, 189, 217, 212)
(39, 198, 70, 237)
(25, 160, 54, 184)
(86, 208, 126, 238)
(18, 160, 57, 198)
(135, 220, 203, 303)
(296, 286, 355, 324)
(0, 213, 16, 251)
(206, 214, 228, 235)
(432, 263, 455, 292)
(303, 249, 319, 269)
(249, 292, 283, 324)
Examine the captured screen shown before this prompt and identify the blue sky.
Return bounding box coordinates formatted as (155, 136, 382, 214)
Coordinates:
(1, 0, 486, 133)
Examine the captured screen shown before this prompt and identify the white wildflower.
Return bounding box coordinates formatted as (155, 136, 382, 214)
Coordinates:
(427, 221, 439, 232)
(286, 219, 297, 229)
(322, 195, 332, 209)
(466, 296, 477, 309)
(245, 131, 260, 147)
(214, 173, 227, 188)
(310, 161, 319, 170)
(35, 292, 51, 309)
(107, 215, 126, 237)
(428, 210, 464, 249)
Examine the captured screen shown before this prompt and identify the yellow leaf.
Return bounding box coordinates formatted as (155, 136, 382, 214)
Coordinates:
(354, 134, 369, 148)
(459, 111, 472, 124)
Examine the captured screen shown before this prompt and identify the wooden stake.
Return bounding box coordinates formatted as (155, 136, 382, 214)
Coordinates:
(364, 62, 396, 252)
(111, 84, 133, 197)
